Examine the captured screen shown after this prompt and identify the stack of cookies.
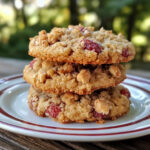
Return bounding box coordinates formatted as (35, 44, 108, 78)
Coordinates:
(23, 25, 135, 123)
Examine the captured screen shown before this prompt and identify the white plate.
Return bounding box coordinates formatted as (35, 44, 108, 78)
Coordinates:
(0, 74, 150, 142)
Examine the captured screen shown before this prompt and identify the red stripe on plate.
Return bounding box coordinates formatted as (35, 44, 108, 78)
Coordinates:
(123, 82, 150, 93)
(0, 74, 23, 84)
(0, 105, 150, 131)
(0, 82, 26, 96)
(127, 75, 150, 85)
(0, 120, 150, 136)
(0, 81, 150, 131)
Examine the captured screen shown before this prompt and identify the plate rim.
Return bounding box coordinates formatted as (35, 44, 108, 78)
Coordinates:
(0, 74, 150, 141)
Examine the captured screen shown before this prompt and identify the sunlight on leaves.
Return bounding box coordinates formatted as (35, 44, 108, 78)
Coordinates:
(141, 16, 150, 31)
(82, 12, 100, 27)
(132, 35, 147, 46)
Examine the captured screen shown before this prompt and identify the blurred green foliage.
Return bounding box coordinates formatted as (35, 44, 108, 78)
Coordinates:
(0, 24, 54, 59)
(0, 0, 150, 70)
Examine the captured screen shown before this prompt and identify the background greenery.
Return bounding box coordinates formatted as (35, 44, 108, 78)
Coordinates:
(0, 0, 150, 70)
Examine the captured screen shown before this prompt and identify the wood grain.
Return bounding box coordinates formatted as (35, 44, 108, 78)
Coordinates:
(0, 129, 71, 150)
(0, 129, 150, 150)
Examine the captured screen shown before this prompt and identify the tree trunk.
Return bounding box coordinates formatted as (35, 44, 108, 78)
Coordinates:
(98, 1, 114, 29)
(98, 0, 104, 27)
(69, 0, 78, 25)
(127, 3, 137, 41)
(12, 0, 19, 29)
(21, 0, 28, 26)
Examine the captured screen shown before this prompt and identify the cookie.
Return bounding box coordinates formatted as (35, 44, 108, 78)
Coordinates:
(23, 58, 126, 95)
(29, 24, 135, 65)
(28, 85, 130, 123)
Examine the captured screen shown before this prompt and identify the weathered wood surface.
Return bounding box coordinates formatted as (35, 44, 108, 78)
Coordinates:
(0, 128, 150, 150)
(0, 57, 150, 150)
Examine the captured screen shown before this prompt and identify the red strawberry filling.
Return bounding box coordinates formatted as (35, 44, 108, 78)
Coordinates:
(79, 26, 85, 32)
(83, 39, 103, 53)
(93, 110, 110, 120)
(122, 48, 130, 57)
(45, 103, 61, 118)
(30, 99, 35, 110)
(120, 88, 131, 98)
(29, 59, 36, 69)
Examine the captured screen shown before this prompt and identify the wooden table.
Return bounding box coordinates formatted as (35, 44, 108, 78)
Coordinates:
(0, 57, 150, 150)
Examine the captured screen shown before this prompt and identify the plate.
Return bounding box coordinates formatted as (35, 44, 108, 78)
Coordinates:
(0, 74, 150, 142)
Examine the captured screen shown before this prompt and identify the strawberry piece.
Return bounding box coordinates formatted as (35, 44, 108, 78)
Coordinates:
(29, 59, 36, 69)
(45, 103, 61, 118)
(93, 110, 109, 119)
(30, 98, 35, 110)
(122, 48, 130, 57)
(120, 88, 131, 98)
(83, 39, 103, 53)
(79, 26, 85, 32)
